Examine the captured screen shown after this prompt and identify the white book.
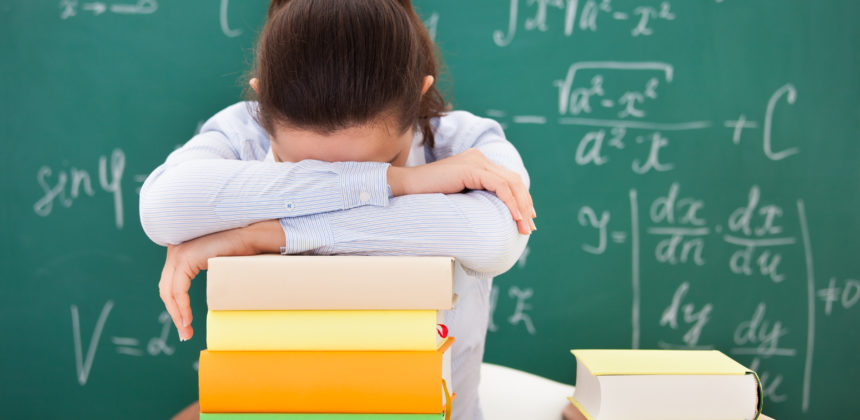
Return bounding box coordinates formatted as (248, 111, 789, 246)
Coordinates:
(206, 255, 455, 310)
(568, 349, 762, 420)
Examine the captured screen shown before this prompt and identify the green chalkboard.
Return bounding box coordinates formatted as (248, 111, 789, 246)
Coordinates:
(2, 1, 858, 419)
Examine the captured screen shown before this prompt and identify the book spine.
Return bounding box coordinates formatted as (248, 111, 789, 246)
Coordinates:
(749, 370, 763, 420)
(206, 310, 441, 351)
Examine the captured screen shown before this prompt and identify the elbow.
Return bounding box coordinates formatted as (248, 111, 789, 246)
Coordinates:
(139, 183, 169, 246)
(138, 174, 185, 247)
(461, 219, 531, 279)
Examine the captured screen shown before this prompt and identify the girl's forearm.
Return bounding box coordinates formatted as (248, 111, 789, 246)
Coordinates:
(140, 146, 390, 246)
(241, 220, 287, 254)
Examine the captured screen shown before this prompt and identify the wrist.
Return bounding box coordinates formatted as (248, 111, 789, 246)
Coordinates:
(239, 220, 285, 254)
(387, 166, 408, 197)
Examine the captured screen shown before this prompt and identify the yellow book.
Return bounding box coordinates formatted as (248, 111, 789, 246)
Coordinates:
(207, 310, 446, 351)
(568, 349, 762, 420)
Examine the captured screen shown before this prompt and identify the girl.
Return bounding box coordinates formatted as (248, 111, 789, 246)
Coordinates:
(140, 1, 535, 419)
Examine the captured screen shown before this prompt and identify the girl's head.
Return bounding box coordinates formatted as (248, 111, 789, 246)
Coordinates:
(251, 0, 446, 164)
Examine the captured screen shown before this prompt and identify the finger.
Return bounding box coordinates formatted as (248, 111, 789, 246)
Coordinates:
(158, 257, 184, 338)
(490, 162, 534, 214)
(518, 219, 532, 235)
(489, 163, 533, 218)
(469, 150, 534, 216)
(487, 163, 534, 227)
(172, 264, 195, 340)
(475, 171, 532, 234)
(474, 170, 519, 218)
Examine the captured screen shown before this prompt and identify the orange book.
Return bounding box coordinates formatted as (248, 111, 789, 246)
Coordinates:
(199, 337, 455, 414)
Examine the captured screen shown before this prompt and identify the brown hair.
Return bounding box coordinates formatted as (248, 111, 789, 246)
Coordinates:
(254, 0, 447, 148)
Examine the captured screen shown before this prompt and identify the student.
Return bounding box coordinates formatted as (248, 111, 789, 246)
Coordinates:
(139, 1, 535, 419)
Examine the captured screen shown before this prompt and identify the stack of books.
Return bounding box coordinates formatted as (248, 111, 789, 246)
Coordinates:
(567, 349, 772, 420)
(197, 255, 457, 420)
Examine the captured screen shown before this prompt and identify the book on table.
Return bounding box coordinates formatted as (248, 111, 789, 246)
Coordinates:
(199, 337, 455, 414)
(206, 255, 456, 310)
(568, 349, 763, 420)
(206, 309, 448, 351)
(200, 255, 457, 418)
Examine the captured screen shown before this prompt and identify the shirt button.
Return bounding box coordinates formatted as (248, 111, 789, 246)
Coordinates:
(359, 191, 371, 203)
(285, 201, 294, 210)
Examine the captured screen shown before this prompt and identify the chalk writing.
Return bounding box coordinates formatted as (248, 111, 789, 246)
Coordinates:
(723, 84, 800, 161)
(629, 189, 641, 349)
(33, 149, 126, 229)
(489, 285, 537, 335)
(112, 311, 177, 357)
(796, 199, 815, 413)
(134, 174, 148, 195)
(220, 0, 241, 37)
(659, 282, 713, 348)
(763, 84, 799, 160)
(59, 0, 157, 19)
(71, 302, 179, 384)
(71, 300, 113, 386)
(726, 186, 789, 283)
(578, 206, 610, 254)
(60, 0, 78, 19)
(111, 0, 155, 14)
(494, 0, 678, 46)
(423, 11, 439, 41)
(817, 277, 860, 315)
(485, 67, 799, 175)
(577, 185, 821, 411)
(517, 246, 531, 268)
(732, 302, 794, 357)
(631, 132, 673, 174)
(488, 285, 500, 332)
(508, 286, 537, 334)
(553, 62, 694, 174)
(554, 61, 672, 118)
(749, 358, 788, 403)
(648, 183, 707, 265)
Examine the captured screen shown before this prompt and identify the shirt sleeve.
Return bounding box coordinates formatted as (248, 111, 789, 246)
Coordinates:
(279, 112, 532, 279)
(138, 103, 391, 246)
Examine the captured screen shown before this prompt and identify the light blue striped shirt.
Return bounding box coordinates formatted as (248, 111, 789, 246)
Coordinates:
(139, 102, 531, 420)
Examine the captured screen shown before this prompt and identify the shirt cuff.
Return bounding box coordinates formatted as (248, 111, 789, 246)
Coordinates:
(340, 161, 391, 209)
(279, 214, 335, 255)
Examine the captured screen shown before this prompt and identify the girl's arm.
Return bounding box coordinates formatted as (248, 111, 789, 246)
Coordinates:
(279, 189, 530, 278)
(276, 112, 533, 279)
(154, 111, 534, 342)
(140, 105, 534, 264)
(140, 105, 533, 274)
(139, 102, 392, 245)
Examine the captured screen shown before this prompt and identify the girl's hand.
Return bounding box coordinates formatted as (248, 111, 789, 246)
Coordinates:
(158, 223, 278, 342)
(387, 148, 536, 234)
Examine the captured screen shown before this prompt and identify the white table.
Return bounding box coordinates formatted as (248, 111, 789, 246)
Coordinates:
(479, 363, 575, 420)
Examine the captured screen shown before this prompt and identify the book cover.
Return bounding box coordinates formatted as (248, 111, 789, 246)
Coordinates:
(572, 349, 754, 375)
(206, 255, 455, 310)
(568, 349, 762, 420)
(199, 337, 455, 413)
(206, 309, 446, 351)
